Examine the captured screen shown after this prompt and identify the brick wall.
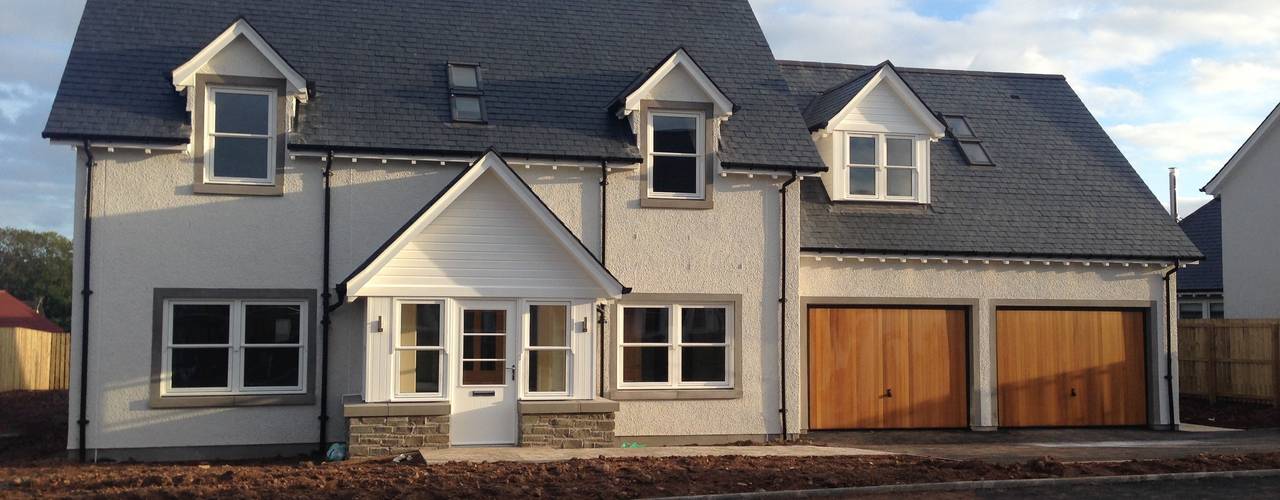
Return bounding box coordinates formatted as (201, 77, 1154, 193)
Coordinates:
(519, 412, 615, 448)
(347, 415, 450, 457)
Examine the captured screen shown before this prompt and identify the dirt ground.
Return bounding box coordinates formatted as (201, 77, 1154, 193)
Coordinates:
(6, 390, 1280, 498)
(1180, 396, 1280, 429)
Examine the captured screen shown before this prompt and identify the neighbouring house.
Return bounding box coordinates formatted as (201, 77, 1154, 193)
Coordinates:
(0, 290, 70, 392)
(43, 0, 1201, 460)
(1176, 199, 1224, 319)
(1203, 103, 1280, 319)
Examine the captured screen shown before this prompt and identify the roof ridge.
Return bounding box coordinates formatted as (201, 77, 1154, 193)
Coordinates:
(776, 59, 1066, 80)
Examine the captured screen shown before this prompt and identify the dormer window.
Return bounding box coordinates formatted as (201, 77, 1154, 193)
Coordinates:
(844, 133, 923, 200)
(945, 115, 994, 166)
(648, 111, 706, 199)
(448, 63, 485, 122)
(205, 86, 275, 184)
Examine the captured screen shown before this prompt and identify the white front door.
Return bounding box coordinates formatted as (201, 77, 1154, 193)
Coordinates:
(450, 300, 518, 445)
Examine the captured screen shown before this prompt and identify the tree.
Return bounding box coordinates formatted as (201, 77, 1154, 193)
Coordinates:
(0, 228, 73, 330)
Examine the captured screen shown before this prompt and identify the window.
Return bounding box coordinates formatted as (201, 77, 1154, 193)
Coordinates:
(618, 304, 731, 389)
(944, 115, 994, 166)
(461, 308, 507, 385)
(1209, 302, 1225, 319)
(205, 86, 275, 184)
(163, 299, 305, 395)
(647, 111, 705, 199)
(1179, 302, 1205, 320)
(844, 133, 922, 201)
(395, 302, 444, 397)
(525, 303, 571, 396)
(448, 63, 485, 122)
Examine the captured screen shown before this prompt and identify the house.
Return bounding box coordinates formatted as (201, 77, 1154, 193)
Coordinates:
(1202, 103, 1280, 319)
(43, 0, 1201, 460)
(1176, 200, 1224, 319)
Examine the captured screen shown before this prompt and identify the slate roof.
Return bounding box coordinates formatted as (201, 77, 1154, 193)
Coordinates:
(1177, 198, 1223, 291)
(780, 60, 1203, 260)
(44, 0, 823, 171)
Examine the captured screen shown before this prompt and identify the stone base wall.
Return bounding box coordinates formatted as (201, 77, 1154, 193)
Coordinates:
(519, 412, 615, 448)
(347, 415, 450, 457)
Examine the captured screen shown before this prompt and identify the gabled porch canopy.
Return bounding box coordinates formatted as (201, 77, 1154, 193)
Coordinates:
(339, 150, 628, 299)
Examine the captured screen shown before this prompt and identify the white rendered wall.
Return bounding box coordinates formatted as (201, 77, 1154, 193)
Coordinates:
(1217, 122, 1280, 318)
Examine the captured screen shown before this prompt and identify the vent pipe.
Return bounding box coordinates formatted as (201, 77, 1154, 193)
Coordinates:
(1168, 167, 1179, 221)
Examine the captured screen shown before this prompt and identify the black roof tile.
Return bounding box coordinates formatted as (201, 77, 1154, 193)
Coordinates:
(1178, 198, 1223, 291)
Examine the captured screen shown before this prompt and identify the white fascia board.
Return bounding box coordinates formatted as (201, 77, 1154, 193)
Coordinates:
(343, 151, 626, 299)
(171, 18, 308, 98)
(623, 48, 733, 117)
(826, 67, 946, 139)
(1203, 101, 1280, 195)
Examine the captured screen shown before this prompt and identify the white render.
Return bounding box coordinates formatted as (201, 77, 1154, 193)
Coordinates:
(1205, 105, 1280, 318)
(800, 259, 1180, 429)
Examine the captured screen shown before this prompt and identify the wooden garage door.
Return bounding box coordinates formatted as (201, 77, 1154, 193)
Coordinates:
(808, 307, 968, 430)
(997, 309, 1147, 427)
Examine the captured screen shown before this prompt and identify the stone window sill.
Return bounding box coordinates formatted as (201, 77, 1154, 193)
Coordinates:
(606, 388, 741, 401)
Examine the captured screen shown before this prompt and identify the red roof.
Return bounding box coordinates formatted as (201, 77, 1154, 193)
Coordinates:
(0, 291, 64, 333)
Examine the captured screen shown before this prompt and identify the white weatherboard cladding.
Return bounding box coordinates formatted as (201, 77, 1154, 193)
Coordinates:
(800, 260, 1177, 429)
(358, 170, 605, 298)
(1217, 121, 1280, 318)
(198, 36, 285, 80)
(834, 83, 932, 134)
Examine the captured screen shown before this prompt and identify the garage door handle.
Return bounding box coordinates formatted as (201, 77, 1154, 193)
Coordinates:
(1070, 387, 1077, 397)
(884, 388, 893, 398)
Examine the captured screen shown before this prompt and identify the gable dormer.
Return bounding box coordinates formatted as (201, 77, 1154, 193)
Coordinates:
(171, 18, 309, 196)
(615, 48, 734, 209)
(805, 62, 945, 204)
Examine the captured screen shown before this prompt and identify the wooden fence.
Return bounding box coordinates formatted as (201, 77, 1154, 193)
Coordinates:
(0, 326, 71, 392)
(1180, 319, 1280, 405)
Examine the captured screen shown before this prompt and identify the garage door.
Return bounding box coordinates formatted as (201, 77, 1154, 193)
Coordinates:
(808, 306, 968, 430)
(996, 309, 1147, 427)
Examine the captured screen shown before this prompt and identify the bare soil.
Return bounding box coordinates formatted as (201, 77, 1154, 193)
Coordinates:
(1181, 396, 1280, 429)
(0, 390, 69, 464)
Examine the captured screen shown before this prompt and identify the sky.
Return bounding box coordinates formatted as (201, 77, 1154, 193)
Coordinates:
(2, 0, 1278, 236)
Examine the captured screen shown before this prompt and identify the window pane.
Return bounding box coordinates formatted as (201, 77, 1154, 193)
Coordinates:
(681, 346, 726, 383)
(681, 308, 726, 343)
(214, 92, 269, 135)
(652, 115, 698, 154)
(210, 136, 270, 179)
(529, 305, 568, 347)
(398, 350, 440, 394)
(886, 168, 915, 197)
(886, 138, 914, 167)
(848, 166, 876, 196)
(1209, 303, 1225, 319)
(243, 347, 300, 387)
(959, 141, 992, 164)
(463, 360, 504, 385)
(244, 304, 300, 344)
(848, 136, 876, 165)
(623, 308, 669, 343)
(464, 310, 506, 333)
(1178, 302, 1203, 320)
(651, 156, 699, 194)
(945, 116, 974, 138)
(170, 347, 229, 388)
(463, 335, 504, 359)
(528, 350, 568, 392)
(453, 96, 483, 121)
(400, 303, 441, 347)
(449, 65, 478, 89)
(623, 347, 668, 383)
(172, 304, 230, 344)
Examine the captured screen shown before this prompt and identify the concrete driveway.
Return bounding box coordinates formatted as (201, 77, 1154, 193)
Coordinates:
(809, 426, 1280, 463)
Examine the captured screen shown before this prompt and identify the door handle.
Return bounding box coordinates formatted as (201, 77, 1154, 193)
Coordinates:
(1070, 387, 1077, 397)
(884, 388, 893, 398)
(509, 364, 517, 382)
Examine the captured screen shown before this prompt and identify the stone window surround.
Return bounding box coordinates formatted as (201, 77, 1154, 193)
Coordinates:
(605, 293, 744, 401)
(192, 74, 289, 197)
(638, 100, 717, 210)
(149, 288, 318, 409)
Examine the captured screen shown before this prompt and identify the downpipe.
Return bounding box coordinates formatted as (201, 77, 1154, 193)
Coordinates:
(318, 150, 334, 455)
(77, 140, 95, 463)
(778, 171, 799, 441)
(1162, 261, 1180, 430)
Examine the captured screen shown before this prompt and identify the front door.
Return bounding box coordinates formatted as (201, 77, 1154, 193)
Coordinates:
(451, 300, 518, 445)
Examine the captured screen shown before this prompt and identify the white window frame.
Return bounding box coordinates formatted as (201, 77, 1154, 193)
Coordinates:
(161, 298, 307, 396)
(617, 303, 733, 390)
(841, 132, 927, 202)
(392, 299, 448, 401)
(520, 301, 573, 399)
(204, 85, 277, 186)
(647, 110, 706, 200)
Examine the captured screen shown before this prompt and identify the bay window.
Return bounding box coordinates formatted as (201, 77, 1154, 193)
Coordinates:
(524, 303, 571, 396)
(395, 301, 444, 397)
(618, 303, 732, 389)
